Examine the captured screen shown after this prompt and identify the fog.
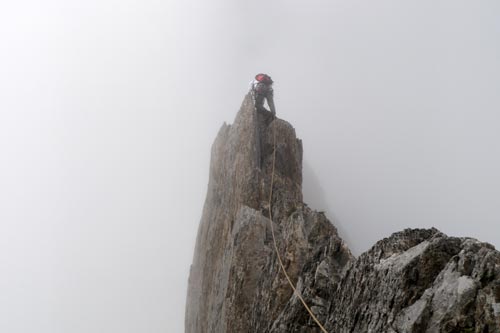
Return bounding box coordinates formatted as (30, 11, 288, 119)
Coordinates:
(1, 1, 499, 332)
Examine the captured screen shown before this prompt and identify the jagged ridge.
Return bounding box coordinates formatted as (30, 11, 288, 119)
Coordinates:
(185, 95, 500, 332)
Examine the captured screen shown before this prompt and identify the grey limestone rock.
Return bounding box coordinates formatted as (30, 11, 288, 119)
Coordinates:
(325, 229, 500, 332)
(185, 95, 500, 333)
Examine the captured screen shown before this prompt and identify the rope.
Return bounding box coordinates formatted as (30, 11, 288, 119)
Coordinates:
(267, 120, 329, 333)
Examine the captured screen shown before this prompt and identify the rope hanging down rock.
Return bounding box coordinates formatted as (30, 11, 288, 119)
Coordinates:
(266, 117, 329, 333)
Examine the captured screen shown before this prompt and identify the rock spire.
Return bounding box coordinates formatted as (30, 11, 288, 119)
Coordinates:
(185, 95, 500, 332)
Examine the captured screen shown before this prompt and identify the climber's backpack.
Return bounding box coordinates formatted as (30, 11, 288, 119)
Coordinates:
(253, 73, 273, 95)
(255, 73, 273, 84)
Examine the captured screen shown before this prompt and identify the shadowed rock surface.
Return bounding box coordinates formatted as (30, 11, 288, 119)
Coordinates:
(185, 95, 500, 332)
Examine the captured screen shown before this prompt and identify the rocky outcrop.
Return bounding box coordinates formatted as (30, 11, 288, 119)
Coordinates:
(326, 229, 500, 332)
(185, 94, 500, 332)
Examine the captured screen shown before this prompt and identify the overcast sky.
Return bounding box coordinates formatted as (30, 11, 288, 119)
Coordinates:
(1, 1, 499, 332)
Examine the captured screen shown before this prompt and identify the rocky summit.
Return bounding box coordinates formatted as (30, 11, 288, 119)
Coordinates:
(185, 94, 500, 333)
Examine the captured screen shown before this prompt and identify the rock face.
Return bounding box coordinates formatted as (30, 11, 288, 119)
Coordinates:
(326, 229, 500, 333)
(185, 94, 500, 332)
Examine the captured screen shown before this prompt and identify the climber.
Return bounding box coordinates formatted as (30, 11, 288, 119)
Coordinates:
(250, 73, 276, 116)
